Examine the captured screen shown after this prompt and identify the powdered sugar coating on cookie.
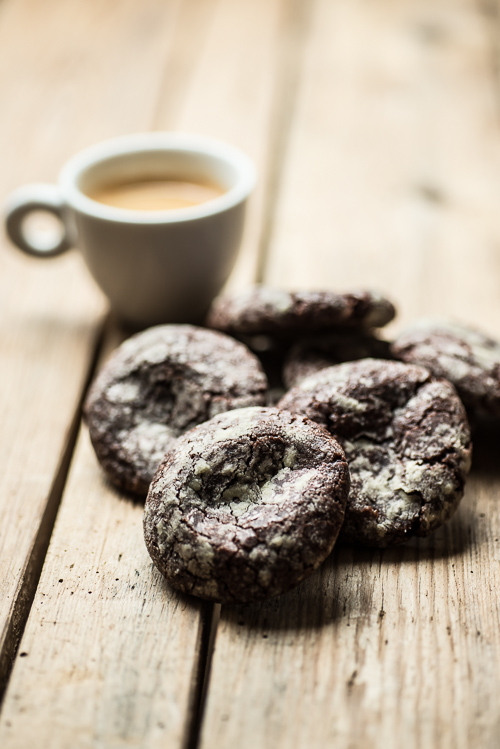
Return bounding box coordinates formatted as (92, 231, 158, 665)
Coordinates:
(391, 319, 500, 416)
(84, 325, 269, 497)
(144, 407, 349, 602)
(206, 287, 396, 336)
(278, 359, 471, 547)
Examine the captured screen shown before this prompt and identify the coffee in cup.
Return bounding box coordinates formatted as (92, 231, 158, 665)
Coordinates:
(87, 177, 226, 212)
(4, 132, 256, 328)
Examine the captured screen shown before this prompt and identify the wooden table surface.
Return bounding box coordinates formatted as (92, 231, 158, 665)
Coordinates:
(1, 0, 500, 747)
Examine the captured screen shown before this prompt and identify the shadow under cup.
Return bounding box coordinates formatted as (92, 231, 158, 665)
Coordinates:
(5, 133, 256, 329)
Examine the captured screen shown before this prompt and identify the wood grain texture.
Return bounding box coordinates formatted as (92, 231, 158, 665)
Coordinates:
(264, 0, 500, 335)
(200, 0, 500, 747)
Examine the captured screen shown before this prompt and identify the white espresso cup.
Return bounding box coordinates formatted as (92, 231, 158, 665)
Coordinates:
(4, 132, 256, 327)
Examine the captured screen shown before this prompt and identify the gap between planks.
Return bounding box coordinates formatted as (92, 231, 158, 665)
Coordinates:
(254, 0, 314, 283)
(482, 0, 500, 117)
(184, 604, 221, 749)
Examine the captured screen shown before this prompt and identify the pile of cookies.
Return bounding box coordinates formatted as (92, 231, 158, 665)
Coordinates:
(85, 286, 500, 604)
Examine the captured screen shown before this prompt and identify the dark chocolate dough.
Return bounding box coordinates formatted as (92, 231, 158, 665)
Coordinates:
(391, 319, 500, 417)
(144, 407, 350, 602)
(278, 359, 471, 546)
(85, 325, 268, 497)
(206, 287, 396, 337)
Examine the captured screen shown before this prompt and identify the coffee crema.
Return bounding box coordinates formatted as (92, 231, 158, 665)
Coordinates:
(87, 177, 225, 211)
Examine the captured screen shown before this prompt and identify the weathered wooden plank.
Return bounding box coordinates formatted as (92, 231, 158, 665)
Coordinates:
(263, 0, 500, 333)
(200, 0, 500, 747)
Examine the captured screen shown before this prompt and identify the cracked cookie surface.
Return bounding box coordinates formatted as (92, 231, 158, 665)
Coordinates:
(84, 325, 268, 498)
(391, 319, 500, 417)
(278, 359, 471, 547)
(143, 407, 350, 603)
(206, 286, 396, 336)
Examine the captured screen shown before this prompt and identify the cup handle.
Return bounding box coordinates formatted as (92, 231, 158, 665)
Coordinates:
(4, 183, 72, 258)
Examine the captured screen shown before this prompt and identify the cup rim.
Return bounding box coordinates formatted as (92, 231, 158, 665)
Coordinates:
(59, 132, 256, 224)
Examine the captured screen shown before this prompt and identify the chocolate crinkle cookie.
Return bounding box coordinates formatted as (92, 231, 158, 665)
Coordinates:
(205, 286, 396, 337)
(283, 332, 392, 388)
(144, 407, 350, 603)
(391, 319, 500, 417)
(84, 325, 268, 498)
(278, 359, 472, 547)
